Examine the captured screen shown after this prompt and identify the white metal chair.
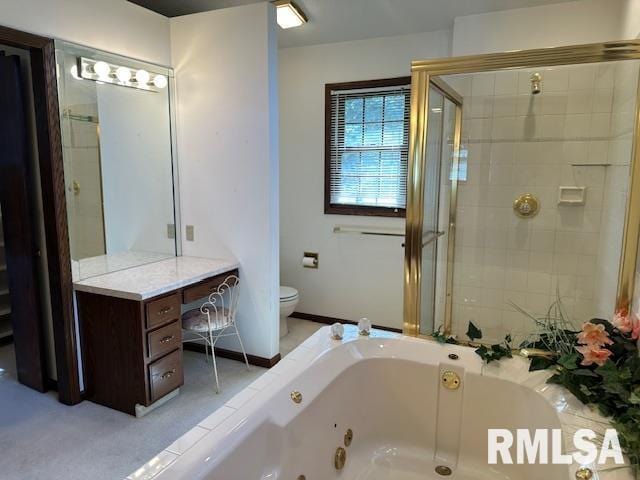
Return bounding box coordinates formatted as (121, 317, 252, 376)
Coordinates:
(181, 274, 249, 393)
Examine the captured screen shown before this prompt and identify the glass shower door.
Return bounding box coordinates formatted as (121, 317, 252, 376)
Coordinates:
(404, 76, 462, 336)
(415, 82, 461, 336)
(419, 88, 445, 334)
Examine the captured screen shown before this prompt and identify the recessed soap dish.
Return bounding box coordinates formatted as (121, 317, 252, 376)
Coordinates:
(558, 186, 586, 206)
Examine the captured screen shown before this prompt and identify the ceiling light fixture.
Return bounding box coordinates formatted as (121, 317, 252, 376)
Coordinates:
(273, 0, 307, 29)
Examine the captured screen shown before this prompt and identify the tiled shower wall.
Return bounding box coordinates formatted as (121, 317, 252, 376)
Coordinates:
(446, 61, 638, 343)
(596, 61, 639, 318)
(61, 103, 106, 260)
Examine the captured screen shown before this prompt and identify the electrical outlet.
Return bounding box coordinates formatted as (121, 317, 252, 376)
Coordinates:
(186, 225, 195, 242)
(167, 224, 175, 239)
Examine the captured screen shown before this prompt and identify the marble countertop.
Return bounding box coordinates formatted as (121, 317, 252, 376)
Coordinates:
(71, 251, 175, 282)
(73, 256, 239, 301)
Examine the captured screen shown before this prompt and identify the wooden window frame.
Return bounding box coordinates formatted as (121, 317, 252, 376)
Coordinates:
(324, 76, 411, 218)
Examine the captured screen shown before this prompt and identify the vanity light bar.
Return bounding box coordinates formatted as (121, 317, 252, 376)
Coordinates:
(77, 57, 168, 92)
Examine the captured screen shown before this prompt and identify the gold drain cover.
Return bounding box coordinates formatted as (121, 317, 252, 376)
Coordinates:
(435, 465, 452, 476)
(441, 371, 461, 390)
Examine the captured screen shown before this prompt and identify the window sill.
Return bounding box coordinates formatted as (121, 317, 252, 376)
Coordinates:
(325, 204, 406, 218)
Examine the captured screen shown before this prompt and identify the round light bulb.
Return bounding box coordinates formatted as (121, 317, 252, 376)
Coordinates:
(70, 65, 81, 80)
(153, 74, 168, 89)
(115, 67, 132, 83)
(93, 61, 111, 79)
(136, 69, 150, 85)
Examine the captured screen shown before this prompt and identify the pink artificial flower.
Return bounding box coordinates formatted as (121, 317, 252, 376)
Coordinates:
(612, 310, 633, 334)
(632, 313, 640, 341)
(575, 344, 613, 367)
(577, 322, 613, 347)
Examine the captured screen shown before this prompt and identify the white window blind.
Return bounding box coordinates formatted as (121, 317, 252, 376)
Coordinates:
(328, 83, 410, 212)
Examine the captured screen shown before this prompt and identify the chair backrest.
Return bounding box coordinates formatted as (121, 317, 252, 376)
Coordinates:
(200, 275, 240, 330)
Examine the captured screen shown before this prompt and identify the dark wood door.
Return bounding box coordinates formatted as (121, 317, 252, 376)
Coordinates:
(0, 52, 46, 392)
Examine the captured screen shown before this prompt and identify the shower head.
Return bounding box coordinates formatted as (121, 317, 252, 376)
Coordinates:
(530, 73, 542, 95)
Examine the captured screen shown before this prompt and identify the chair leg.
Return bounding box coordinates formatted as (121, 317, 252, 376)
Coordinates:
(209, 330, 220, 393)
(234, 325, 250, 371)
(211, 347, 220, 394)
(204, 342, 209, 363)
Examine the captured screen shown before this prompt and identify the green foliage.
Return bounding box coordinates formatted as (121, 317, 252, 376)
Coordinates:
(431, 325, 459, 345)
(474, 342, 513, 363)
(464, 322, 513, 363)
(548, 352, 640, 472)
(528, 355, 556, 371)
(465, 289, 640, 474)
(466, 321, 482, 342)
(527, 318, 639, 475)
(513, 289, 578, 356)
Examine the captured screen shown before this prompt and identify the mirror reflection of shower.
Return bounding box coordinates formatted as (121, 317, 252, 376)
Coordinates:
(530, 72, 542, 94)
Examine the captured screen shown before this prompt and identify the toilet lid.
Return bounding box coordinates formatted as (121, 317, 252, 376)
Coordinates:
(280, 286, 298, 301)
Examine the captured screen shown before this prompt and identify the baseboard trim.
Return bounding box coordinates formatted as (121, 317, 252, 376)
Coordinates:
(45, 377, 58, 392)
(290, 312, 403, 334)
(183, 343, 281, 368)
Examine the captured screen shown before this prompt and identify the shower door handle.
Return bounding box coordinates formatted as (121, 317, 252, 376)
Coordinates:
(400, 230, 445, 248)
(421, 230, 445, 247)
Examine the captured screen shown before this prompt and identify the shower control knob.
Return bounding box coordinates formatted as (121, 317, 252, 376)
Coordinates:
(513, 193, 540, 218)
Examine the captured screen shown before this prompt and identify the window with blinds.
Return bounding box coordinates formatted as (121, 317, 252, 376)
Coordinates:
(325, 78, 411, 217)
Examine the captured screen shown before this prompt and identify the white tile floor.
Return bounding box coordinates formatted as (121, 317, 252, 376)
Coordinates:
(0, 317, 321, 480)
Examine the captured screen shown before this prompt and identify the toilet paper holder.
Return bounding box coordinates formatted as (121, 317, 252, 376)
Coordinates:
(303, 252, 319, 269)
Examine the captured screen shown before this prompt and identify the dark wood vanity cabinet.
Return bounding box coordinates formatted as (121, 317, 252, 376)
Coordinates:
(77, 268, 238, 415)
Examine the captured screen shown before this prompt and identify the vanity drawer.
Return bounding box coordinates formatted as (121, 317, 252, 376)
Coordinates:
(182, 269, 238, 303)
(149, 349, 183, 402)
(146, 293, 181, 329)
(147, 321, 182, 359)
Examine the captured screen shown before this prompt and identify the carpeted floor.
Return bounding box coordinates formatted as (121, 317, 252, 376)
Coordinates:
(0, 318, 321, 480)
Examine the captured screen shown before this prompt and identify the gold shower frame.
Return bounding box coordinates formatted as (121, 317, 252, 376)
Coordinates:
(404, 40, 640, 337)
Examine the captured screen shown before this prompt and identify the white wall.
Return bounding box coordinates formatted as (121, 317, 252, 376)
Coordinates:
(171, 3, 280, 359)
(279, 30, 451, 329)
(97, 83, 175, 256)
(0, 0, 170, 65)
(622, 0, 640, 39)
(452, 0, 629, 56)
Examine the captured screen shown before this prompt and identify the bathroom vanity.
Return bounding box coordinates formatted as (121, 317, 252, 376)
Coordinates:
(74, 256, 238, 415)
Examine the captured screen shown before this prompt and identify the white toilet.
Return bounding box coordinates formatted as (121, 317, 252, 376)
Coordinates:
(279, 286, 299, 338)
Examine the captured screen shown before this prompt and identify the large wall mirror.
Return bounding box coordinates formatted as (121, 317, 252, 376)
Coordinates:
(55, 42, 179, 280)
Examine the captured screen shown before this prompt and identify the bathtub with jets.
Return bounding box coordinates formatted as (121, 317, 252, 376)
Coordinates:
(128, 326, 630, 480)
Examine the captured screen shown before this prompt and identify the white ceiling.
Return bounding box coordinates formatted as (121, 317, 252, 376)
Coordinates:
(129, 0, 576, 48)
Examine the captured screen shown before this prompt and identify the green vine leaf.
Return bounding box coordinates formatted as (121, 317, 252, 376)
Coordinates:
(557, 352, 579, 370)
(529, 356, 555, 372)
(466, 321, 483, 341)
(579, 384, 593, 398)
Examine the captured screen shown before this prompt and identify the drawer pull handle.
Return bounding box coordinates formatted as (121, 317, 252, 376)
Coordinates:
(160, 335, 175, 344)
(158, 306, 174, 315)
(161, 369, 176, 380)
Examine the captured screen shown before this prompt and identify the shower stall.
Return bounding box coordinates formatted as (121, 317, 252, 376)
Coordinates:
(404, 41, 640, 344)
